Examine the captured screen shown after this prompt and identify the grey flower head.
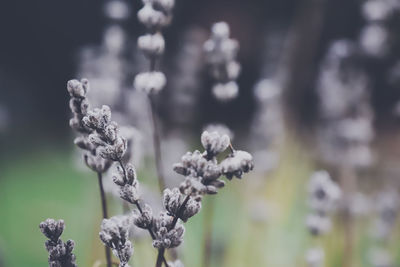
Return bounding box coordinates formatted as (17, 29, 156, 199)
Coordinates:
(82, 105, 128, 162)
(201, 130, 230, 158)
(134, 71, 167, 94)
(112, 164, 140, 204)
(39, 219, 65, 242)
(133, 203, 154, 229)
(39, 219, 77, 267)
(204, 21, 241, 102)
(100, 216, 133, 267)
(220, 150, 254, 180)
(308, 170, 341, 214)
(82, 105, 112, 131)
(67, 79, 91, 134)
(138, 32, 165, 58)
(163, 188, 201, 222)
(137, 0, 175, 29)
(306, 213, 332, 236)
(152, 211, 185, 249)
(306, 247, 324, 267)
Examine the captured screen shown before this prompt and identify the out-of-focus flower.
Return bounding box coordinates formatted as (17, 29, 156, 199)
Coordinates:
(308, 170, 341, 214)
(306, 247, 324, 267)
(204, 22, 241, 102)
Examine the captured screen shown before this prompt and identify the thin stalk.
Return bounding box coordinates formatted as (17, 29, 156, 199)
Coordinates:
(97, 172, 112, 267)
(202, 198, 216, 267)
(117, 160, 169, 266)
(148, 95, 167, 193)
(339, 166, 356, 267)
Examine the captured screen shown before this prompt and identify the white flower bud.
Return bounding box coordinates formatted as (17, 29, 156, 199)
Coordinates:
(134, 71, 166, 94)
(138, 33, 165, 57)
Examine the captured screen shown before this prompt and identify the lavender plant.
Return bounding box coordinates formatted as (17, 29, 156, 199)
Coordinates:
(67, 79, 113, 266)
(39, 219, 77, 267)
(68, 85, 255, 266)
(204, 22, 241, 102)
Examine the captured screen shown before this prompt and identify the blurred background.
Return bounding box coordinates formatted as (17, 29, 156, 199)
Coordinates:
(1, 0, 400, 266)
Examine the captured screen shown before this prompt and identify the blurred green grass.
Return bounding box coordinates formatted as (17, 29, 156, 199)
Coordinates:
(0, 141, 399, 266)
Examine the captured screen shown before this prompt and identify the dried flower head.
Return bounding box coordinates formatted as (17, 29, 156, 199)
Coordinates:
(100, 216, 133, 267)
(220, 150, 254, 180)
(152, 212, 185, 249)
(201, 131, 230, 158)
(39, 219, 77, 267)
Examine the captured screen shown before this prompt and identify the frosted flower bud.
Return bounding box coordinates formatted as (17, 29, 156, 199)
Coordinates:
(211, 22, 230, 40)
(105, 122, 118, 142)
(126, 163, 137, 184)
(119, 183, 140, 204)
(203, 123, 234, 140)
(152, 212, 185, 249)
(99, 216, 133, 266)
(201, 130, 230, 158)
(163, 188, 182, 216)
(133, 204, 153, 229)
(306, 247, 324, 267)
(67, 79, 89, 98)
(83, 105, 112, 130)
(212, 82, 239, 102)
(40, 219, 77, 267)
(220, 150, 254, 180)
(134, 71, 166, 94)
(39, 219, 65, 242)
(138, 33, 165, 57)
(306, 213, 332, 236)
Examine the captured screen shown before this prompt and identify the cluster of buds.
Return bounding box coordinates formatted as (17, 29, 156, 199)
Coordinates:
(112, 163, 140, 204)
(305, 171, 341, 267)
(82, 105, 127, 162)
(100, 216, 133, 267)
(132, 204, 185, 249)
(134, 0, 175, 94)
(39, 219, 77, 267)
(67, 79, 112, 173)
(132, 130, 254, 253)
(204, 22, 241, 101)
(174, 131, 253, 196)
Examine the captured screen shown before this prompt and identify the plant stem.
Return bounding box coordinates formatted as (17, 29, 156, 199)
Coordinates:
(202, 198, 215, 267)
(148, 95, 167, 193)
(339, 166, 356, 267)
(97, 172, 112, 267)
